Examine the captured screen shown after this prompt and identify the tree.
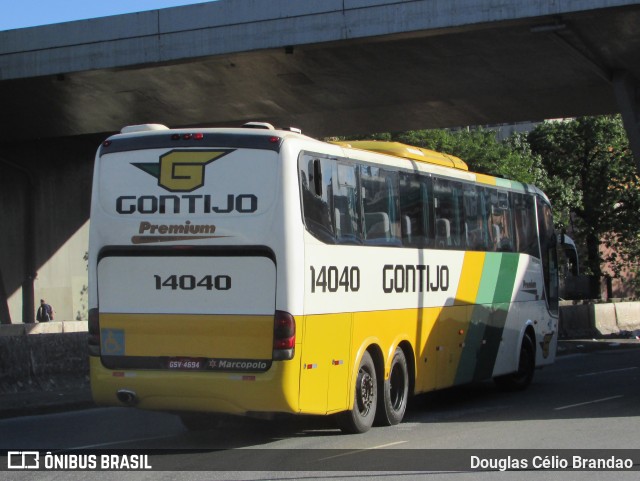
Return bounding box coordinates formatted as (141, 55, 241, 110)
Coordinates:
(528, 116, 640, 293)
(334, 116, 640, 295)
(396, 129, 526, 179)
(338, 127, 546, 185)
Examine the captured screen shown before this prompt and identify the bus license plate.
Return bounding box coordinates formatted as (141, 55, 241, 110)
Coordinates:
(167, 358, 203, 370)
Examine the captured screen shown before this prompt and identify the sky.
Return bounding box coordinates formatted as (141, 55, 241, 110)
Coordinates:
(0, 1, 215, 31)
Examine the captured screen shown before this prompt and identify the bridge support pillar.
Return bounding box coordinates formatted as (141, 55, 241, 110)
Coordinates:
(0, 137, 96, 324)
(0, 155, 36, 324)
(613, 71, 640, 172)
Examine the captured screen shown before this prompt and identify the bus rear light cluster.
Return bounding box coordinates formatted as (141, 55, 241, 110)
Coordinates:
(88, 308, 101, 356)
(171, 133, 205, 141)
(273, 310, 295, 361)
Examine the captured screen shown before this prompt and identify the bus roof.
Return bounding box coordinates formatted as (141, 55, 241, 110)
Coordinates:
(106, 124, 546, 198)
(330, 140, 469, 171)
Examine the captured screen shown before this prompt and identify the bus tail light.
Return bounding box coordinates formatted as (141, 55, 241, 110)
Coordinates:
(170, 132, 205, 140)
(88, 308, 101, 356)
(273, 310, 295, 361)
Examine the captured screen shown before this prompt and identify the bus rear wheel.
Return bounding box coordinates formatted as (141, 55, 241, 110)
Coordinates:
(376, 347, 408, 426)
(338, 351, 377, 434)
(495, 333, 536, 391)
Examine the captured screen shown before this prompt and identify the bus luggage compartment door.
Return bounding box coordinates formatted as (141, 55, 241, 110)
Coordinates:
(96, 253, 276, 371)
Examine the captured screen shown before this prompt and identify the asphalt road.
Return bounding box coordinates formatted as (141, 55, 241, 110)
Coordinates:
(1, 341, 639, 480)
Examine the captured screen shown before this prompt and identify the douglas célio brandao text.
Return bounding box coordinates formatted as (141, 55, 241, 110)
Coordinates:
(470, 454, 635, 471)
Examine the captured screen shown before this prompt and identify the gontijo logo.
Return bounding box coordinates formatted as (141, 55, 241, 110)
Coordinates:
(133, 149, 232, 192)
(117, 148, 259, 216)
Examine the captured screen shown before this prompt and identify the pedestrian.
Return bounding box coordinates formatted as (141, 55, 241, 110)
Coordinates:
(36, 299, 55, 322)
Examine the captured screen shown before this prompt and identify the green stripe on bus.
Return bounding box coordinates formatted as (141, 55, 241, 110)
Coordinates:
(455, 252, 499, 384)
(494, 178, 527, 193)
(495, 178, 513, 189)
(475, 253, 501, 305)
(472, 253, 519, 381)
(454, 308, 488, 385)
(493, 253, 519, 304)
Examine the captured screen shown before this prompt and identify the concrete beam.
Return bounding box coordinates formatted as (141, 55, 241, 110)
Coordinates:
(2, 0, 640, 80)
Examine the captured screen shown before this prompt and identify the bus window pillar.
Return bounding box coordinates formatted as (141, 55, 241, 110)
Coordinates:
(613, 70, 640, 173)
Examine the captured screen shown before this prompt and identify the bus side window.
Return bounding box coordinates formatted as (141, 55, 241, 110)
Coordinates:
(513, 192, 538, 257)
(399, 173, 432, 248)
(334, 163, 362, 244)
(486, 188, 514, 252)
(463, 184, 490, 251)
(361, 165, 400, 246)
(496, 191, 514, 252)
(299, 154, 335, 243)
(433, 178, 464, 249)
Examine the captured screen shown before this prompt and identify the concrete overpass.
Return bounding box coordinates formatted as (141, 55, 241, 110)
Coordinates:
(1, 0, 640, 323)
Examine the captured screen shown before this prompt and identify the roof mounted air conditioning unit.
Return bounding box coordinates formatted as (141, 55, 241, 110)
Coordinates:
(120, 124, 169, 134)
(242, 122, 276, 130)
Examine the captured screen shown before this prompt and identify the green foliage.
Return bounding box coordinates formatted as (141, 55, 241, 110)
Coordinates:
(528, 116, 640, 286)
(332, 115, 640, 292)
(337, 127, 547, 185)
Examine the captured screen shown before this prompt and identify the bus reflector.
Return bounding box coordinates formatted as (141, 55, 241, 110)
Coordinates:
(273, 310, 295, 360)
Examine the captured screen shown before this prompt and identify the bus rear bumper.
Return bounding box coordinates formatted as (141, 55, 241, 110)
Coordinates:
(90, 356, 301, 415)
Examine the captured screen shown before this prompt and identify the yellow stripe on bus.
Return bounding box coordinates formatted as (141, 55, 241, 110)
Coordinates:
(100, 313, 273, 358)
(455, 251, 486, 305)
(475, 173, 497, 185)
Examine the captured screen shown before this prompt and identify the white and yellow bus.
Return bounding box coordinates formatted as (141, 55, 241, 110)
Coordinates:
(88, 123, 558, 433)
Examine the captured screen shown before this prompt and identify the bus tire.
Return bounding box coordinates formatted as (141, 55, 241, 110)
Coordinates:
(494, 333, 536, 391)
(338, 351, 377, 434)
(376, 347, 408, 426)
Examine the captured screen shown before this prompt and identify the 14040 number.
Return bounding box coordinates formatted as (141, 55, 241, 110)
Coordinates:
(310, 265, 360, 293)
(154, 274, 231, 291)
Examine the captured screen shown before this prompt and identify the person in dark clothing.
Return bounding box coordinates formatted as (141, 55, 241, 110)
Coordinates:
(36, 299, 54, 322)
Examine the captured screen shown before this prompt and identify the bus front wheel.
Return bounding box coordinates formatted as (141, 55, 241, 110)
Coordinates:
(376, 347, 408, 426)
(494, 333, 536, 391)
(338, 351, 377, 434)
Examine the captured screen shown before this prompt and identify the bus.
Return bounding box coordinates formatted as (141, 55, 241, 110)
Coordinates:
(88, 122, 558, 433)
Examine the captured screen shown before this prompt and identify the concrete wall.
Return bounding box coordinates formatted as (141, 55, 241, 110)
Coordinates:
(29, 221, 90, 323)
(0, 321, 88, 395)
(559, 301, 640, 338)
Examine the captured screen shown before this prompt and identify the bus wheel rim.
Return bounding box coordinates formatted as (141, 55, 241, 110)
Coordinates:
(356, 368, 374, 415)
